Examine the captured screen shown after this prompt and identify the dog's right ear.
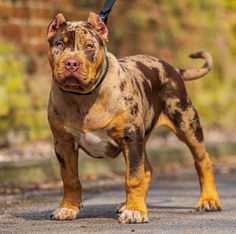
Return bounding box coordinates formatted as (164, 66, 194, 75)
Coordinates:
(47, 13, 66, 40)
(88, 12, 108, 41)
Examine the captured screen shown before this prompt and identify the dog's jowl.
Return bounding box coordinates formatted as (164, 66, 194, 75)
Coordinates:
(47, 12, 222, 223)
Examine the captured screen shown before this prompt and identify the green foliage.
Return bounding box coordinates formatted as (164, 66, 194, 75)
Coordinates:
(0, 42, 50, 146)
(223, 0, 236, 10)
(109, 0, 236, 128)
(1, 0, 236, 147)
(128, 9, 150, 30)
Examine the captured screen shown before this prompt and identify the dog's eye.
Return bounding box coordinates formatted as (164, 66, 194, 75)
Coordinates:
(85, 43, 94, 50)
(55, 41, 64, 49)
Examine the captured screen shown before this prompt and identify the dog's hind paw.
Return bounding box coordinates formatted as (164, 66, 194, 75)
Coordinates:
(50, 207, 79, 220)
(197, 197, 222, 211)
(118, 210, 148, 224)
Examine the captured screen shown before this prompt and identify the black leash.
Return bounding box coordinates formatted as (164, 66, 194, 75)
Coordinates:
(99, 0, 117, 24)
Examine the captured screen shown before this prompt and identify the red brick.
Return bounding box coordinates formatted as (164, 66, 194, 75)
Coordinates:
(0, 23, 23, 41)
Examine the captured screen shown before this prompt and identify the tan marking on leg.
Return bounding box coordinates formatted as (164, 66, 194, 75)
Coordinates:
(157, 113, 222, 211)
(51, 140, 82, 220)
(118, 147, 152, 223)
(156, 112, 178, 134)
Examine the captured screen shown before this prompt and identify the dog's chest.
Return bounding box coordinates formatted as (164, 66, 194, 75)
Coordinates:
(64, 126, 119, 158)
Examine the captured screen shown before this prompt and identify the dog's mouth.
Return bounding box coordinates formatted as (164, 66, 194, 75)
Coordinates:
(64, 76, 81, 86)
(60, 75, 86, 92)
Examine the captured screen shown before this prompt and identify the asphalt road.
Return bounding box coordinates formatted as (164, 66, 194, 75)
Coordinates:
(0, 168, 236, 234)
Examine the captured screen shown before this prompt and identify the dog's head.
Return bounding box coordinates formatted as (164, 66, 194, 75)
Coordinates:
(47, 12, 108, 94)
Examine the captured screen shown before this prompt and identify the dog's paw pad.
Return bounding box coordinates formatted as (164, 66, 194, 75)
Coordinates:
(50, 207, 78, 220)
(197, 198, 222, 212)
(118, 210, 148, 223)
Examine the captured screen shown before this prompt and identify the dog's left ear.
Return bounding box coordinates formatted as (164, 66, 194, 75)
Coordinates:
(88, 12, 108, 42)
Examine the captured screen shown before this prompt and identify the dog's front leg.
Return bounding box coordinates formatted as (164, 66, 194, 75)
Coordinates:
(51, 138, 82, 220)
(118, 129, 151, 223)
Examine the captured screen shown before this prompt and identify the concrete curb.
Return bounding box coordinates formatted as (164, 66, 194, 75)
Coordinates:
(0, 159, 60, 186)
(0, 142, 235, 187)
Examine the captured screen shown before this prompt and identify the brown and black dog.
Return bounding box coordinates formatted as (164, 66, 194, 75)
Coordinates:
(47, 12, 222, 223)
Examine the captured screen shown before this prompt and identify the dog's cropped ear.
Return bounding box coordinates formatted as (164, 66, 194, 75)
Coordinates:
(47, 13, 66, 40)
(87, 12, 108, 42)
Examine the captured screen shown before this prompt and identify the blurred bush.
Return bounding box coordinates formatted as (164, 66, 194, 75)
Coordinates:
(0, 41, 49, 147)
(108, 0, 236, 127)
(0, 0, 235, 148)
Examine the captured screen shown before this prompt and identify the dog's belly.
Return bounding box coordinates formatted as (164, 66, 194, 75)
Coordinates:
(64, 126, 120, 158)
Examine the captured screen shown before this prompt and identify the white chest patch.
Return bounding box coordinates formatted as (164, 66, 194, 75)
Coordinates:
(64, 126, 118, 158)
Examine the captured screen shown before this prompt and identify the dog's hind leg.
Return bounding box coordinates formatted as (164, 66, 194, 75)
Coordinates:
(157, 104, 222, 211)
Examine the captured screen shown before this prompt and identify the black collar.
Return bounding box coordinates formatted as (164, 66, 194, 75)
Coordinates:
(57, 56, 109, 96)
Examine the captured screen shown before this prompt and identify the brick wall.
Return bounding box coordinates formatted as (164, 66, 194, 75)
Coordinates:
(0, 0, 103, 74)
(0, 0, 104, 146)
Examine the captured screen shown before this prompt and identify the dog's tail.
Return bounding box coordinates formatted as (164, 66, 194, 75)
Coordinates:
(176, 51, 213, 81)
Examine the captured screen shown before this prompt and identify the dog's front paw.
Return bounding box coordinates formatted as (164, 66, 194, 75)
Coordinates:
(197, 196, 222, 211)
(50, 207, 79, 220)
(118, 210, 148, 223)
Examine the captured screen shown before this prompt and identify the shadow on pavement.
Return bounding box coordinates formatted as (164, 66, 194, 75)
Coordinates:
(79, 204, 117, 219)
(12, 204, 118, 221)
(13, 210, 53, 220)
(148, 204, 195, 210)
(12, 203, 198, 221)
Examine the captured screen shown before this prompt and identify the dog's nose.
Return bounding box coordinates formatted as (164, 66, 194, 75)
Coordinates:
(64, 58, 80, 72)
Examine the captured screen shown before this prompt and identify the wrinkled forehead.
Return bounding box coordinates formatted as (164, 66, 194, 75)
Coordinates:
(59, 21, 103, 46)
(64, 21, 90, 33)
(63, 21, 99, 40)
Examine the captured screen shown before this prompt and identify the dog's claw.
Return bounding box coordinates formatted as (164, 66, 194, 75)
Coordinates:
(118, 210, 148, 224)
(197, 198, 222, 212)
(116, 202, 126, 214)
